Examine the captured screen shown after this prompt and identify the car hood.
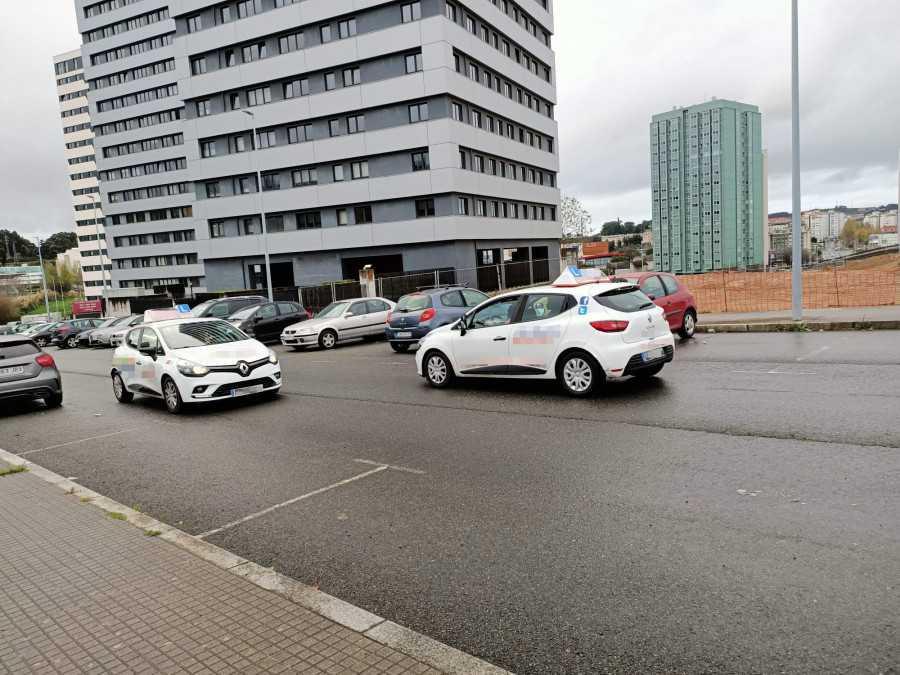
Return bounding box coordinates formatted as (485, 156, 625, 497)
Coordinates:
(282, 317, 332, 332)
(165, 340, 269, 366)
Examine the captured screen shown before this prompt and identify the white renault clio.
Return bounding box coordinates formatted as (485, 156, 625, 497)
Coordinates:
(414, 268, 675, 397)
(111, 318, 281, 413)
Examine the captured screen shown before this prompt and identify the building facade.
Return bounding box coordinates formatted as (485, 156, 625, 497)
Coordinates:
(650, 99, 763, 273)
(74, 0, 560, 294)
(53, 49, 112, 300)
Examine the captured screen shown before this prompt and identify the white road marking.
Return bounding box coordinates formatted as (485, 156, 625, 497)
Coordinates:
(195, 466, 388, 539)
(796, 337, 849, 361)
(354, 458, 426, 475)
(730, 370, 817, 375)
(18, 426, 155, 455)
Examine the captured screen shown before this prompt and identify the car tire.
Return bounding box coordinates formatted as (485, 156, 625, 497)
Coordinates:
(678, 310, 697, 339)
(424, 351, 454, 388)
(162, 377, 185, 414)
(290, 345, 306, 352)
(390, 342, 411, 353)
(43, 392, 63, 408)
(633, 363, 664, 379)
(112, 372, 133, 403)
(67, 336, 78, 349)
(35, 337, 47, 347)
(318, 329, 338, 350)
(556, 351, 603, 397)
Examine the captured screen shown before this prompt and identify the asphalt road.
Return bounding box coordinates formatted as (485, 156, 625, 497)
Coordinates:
(2, 331, 899, 674)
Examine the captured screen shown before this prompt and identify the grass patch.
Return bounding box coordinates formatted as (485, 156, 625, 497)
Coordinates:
(67, 487, 76, 494)
(0, 464, 27, 477)
(108, 512, 127, 520)
(79, 497, 92, 503)
(774, 323, 810, 332)
(144, 530, 161, 537)
(129, 504, 146, 514)
(853, 321, 873, 331)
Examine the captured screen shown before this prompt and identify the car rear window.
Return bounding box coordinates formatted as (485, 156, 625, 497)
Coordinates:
(0, 341, 40, 357)
(661, 275, 679, 295)
(440, 291, 464, 307)
(396, 294, 433, 312)
(593, 286, 655, 313)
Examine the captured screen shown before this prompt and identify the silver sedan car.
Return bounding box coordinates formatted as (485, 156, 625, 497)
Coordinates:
(281, 298, 395, 350)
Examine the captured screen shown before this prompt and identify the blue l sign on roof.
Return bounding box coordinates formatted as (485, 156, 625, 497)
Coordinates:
(567, 266, 583, 278)
(176, 304, 191, 313)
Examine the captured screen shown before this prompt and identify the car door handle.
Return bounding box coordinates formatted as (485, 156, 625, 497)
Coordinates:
(135, 360, 142, 365)
(493, 336, 507, 341)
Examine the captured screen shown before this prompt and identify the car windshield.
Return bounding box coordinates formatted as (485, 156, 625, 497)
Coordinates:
(95, 318, 119, 328)
(159, 321, 248, 349)
(316, 302, 349, 318)
(192, 301, 214, 316)
(229, 305, 260, 320)
(593, 286, 655, 313)
(396, 294, 433, 312)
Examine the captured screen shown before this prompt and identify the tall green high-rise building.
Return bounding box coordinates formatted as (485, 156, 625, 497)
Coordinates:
(650, 99, 763, 273)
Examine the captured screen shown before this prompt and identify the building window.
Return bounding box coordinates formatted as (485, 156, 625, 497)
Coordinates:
(490, 201, 498, 217)
(467, 63, 478, 80)
(243, 218, 258, 235)
(351, 161, 369, 179)
(237, 0, 261, 17)
(338, 18, 357, 38)
(451, 102, 463, 122)
(459, 150, 466, 169)
(473, 155, 484, 173)
(200, 141, 216, 158)
(283, 82, 295, 99)
(412, 151, 429, 171)
(332, 164, 344, 181)
(229, 92, 240, 109)
(238, 176, 255, 194)
(220, 6, 231, 22)
(232, 135, 246, 153)
(187, 15, 201, 33)
(241, 42, 266, 62)
(336, 208, 348, 226)
(343, 67, 361, 86)
(210, 221, 224, 237)
(465, 15, 476, 33)
(409, 102, 428, 123)
(246, 87, 271, 106)
(279, 32, 303, 54)
(288, 124, 311, 143)
(401, 2, 421, 22)
(457, 198, 469, 215)
(266, 215, 285, 232)
(196, 100, 211, 117)
(354, 205, 373, 224)
(292, 168, 317, 186)
(191, 57, 206, 75)
(205, 182, 220, 198)
(328, 119, 340, 136)
(224, 50, 236, 67)
(471, 110, 481, 127)
(405, 53, 423, 73)
(320, 24, 332, 43)
(297, 211, 322, 229)
(347, 114, 365, 133)
(415, 199, 435, 218)
(324, 72, 336, 90)
(445, 3, 457, 21)
(256, 130, 276, 149)
(487, 158, 496, 175)
(476, 200, 486, 217)
(262, 173, 280, 191)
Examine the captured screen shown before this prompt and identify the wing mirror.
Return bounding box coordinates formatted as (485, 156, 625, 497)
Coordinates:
(139, 342, 158, 360)
(457, 318, 467, 336)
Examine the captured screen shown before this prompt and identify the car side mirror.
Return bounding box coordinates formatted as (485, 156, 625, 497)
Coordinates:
(139, 342, 157, 360)
(254, 316, 262, 323)
(458, 319, 467, 336)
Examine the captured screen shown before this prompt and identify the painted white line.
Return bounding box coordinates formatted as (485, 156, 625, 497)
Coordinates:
(730, 370, 817, 375)
(196, 466, 388, 539)
(354, 458, 426, 475)
(796, 337, 849, 361)
(18, 426, 154, 455)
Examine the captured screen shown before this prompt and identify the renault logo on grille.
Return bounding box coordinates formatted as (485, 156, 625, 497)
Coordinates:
(238, 361, 250, 376)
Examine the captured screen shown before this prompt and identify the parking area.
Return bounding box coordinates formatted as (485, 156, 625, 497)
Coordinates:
(3, 332, 899, 674)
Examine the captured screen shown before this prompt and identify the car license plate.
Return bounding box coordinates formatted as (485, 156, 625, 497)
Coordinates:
(230, 384, 264, 397)
(396, 332, 412, 338)
(642, 347, 665, 362)
(0, 366, 25, 377)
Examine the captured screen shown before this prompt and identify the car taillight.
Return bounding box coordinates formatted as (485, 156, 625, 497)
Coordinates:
(59, 328, 68, 332)
(590, 320, 629, 332)
(386, 312, 392, 324)
(36, 354, 55, 368)
(419, 309, 435, 323)
(305, 311, 311, 319)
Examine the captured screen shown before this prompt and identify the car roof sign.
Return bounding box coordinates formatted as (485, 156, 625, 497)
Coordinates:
(551, 267, 608, 287)
(143, 308, 192, 322)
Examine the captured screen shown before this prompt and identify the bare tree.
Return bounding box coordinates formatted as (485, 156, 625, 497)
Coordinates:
(560, 195, 593, 244)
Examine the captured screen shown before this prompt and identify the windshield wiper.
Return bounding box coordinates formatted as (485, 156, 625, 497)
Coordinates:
(639, 302, 654, 309)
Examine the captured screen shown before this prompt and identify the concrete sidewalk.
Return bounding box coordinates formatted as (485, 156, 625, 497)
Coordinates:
(697, 305, 900, 332)
(0, 454, 507, 675)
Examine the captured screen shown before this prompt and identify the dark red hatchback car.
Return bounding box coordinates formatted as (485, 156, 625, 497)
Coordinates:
(612, 272, 697, 338)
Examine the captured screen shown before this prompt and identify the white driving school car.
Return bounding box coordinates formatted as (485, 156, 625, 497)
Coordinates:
(110, 317, 281, 414)
(415, 267, 675, 397)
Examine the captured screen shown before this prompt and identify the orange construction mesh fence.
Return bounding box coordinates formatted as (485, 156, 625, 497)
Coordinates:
(676, 269, 900, 314)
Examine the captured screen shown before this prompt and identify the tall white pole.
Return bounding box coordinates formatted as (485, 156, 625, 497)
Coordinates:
(35, 238, 51, 320)
(791, 0, 802, 320)
(243, 109, 273, 302)
(91, 194, 109, 314)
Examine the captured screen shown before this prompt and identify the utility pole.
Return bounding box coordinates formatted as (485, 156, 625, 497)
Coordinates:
(90, 194, 109, 314)
(790, 0, 802, 321)
(35, 238, 51, 321)
(242, 109, 274, 302)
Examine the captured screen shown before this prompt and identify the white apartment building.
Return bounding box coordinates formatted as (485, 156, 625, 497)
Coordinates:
(73, 0, 561, 294)
(53, 49, 112, 300)
(864, 209, 898, 231)
(803, 210, 847, 241)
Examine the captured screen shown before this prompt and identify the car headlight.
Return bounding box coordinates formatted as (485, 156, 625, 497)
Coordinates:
(268, 349, 278, 365)
(175, 359, 210, 377)
(297, 327, 315, 334)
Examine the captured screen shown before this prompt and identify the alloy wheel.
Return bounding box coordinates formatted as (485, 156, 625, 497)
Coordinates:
(427, 355, 447, 384)
(563, 358, 593, 393)
(164, 380, 179, 411)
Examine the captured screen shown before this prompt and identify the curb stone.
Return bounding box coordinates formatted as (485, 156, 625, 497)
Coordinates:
(698, 319, 900, 333)
(0, 448, 513, 675)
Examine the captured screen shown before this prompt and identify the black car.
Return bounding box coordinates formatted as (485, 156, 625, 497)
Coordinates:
(51, 318, 106, 349)
(192, 295, 268, 318)
(227, 301, 309, 342)
(29, 322, 67, 348)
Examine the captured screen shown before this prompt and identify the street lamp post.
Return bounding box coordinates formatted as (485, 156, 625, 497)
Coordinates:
(242, 109, 274, 302)
(90, 194, 109, 314)
(35, 238, 51, 321)
(790, 0, 802, 321)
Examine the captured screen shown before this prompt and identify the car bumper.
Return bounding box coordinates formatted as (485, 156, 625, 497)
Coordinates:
(591, 333, 676, 378)
(0, 372, 62, 401)
(109, 335, 126, 347)
(90, 334, 111, 346)
(280, 333, 318, 346)
(386, 326, 431, 343)
(175, 363, 282, 402)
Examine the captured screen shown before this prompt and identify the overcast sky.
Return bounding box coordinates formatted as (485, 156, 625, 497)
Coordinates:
(1, 0, 898, 242)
